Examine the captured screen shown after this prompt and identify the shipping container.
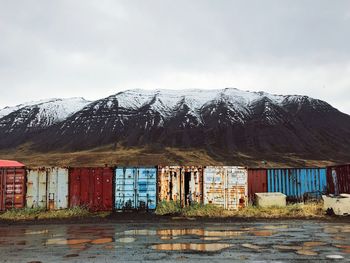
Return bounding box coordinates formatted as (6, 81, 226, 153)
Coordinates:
(0, 160, 26, 211)
(115, 167, 157, 210)
(326, 164, 350, 195)
(267, 168, 327, 202)
(247, 169, 267, 202)
(26, 167, 69, 210)
(158, 166, 203, 207)
(203, 166, 247, 210)
(69, 167, 113, 211)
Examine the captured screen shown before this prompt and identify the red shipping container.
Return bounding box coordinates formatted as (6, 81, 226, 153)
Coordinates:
(69, 167, 113, 211)
(326, 164, 350, 195)
(0, 167, 26, 211)
(247, 169, 267, 202)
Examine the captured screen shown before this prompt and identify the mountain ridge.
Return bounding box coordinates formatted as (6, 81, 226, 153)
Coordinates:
(0, 88, 349, 164)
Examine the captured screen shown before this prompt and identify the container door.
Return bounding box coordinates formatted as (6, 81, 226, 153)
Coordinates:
(203, 167, 225, 207)
(137, 168, 157, 210)
(26, 169, 46, 208)
(5, 169, 26, 210)
(226, 167, 247, 210)
(47, 168, 69, 210)
(115, 168, 136, 209)
(69, 168, 82, 208)
(102, 168, 113, 211)
(247, 169, 267, 202)
(57, 168, 69, 209)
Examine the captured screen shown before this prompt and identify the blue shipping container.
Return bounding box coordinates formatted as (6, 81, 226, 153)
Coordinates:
(115, 167, 157, 210)
(267, 168, 327, 201)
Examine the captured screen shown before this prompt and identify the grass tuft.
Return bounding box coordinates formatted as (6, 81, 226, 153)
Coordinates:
(155, 200, 182, 215)
(0, 207, 109, 221)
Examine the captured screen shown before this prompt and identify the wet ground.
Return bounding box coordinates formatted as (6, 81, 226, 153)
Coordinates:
(0, 220, 349, 262)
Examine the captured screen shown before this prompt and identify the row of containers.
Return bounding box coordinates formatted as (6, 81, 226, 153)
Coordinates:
(1, 163, 349, 212)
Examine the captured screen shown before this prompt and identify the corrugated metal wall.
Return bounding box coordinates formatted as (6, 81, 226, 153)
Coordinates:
(158, 166, 203, 206)
(26, 168, 69, 210)
(115, 167, 157, 210)
(247, 169, 267, 202)
(267, 168, 327, 201)
(203, 166, 247, 210)
(326, 164, 350, 195)
(69, 167, 113, 211)
(0, 168, 26, 211)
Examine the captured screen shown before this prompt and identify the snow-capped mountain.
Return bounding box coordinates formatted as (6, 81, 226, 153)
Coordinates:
(1, 88, 350, 161)
(0, 97, 90, 146)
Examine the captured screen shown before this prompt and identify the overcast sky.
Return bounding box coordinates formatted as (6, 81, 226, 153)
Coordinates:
(1, 0, 349, 114)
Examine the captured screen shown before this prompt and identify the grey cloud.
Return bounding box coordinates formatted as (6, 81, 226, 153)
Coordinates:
(0, 0, 349, 114)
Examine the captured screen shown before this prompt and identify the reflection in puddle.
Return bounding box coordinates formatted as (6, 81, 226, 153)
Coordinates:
(151, 243, 233, 252)
(91, 238, 113, 244)
(156, 229, 242, 237)
(296, 249, 318, 256)
(160, 236, 179, 240)
(263, 225, 288, 230)
(124, 230, 157, 236)
(326, 255, 344, 259)
(117, 237, 135, 243)
(201, 237, 222, 241)
(25, 230, 49, 235)
(45, 238, 91, 245)
(303, 241, 326, 247)
(274, 245, 303, 251)
(252, 231, 274, 237)
(242, 243, 264, 250)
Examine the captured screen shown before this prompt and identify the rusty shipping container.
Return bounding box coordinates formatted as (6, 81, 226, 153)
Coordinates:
(326, 164, 350, 195)
(26, 167, 69, 210)
(69, 167, 113, 211)
(267, 168, 327, 202)
(158, 166, 203, 206)
(115, 167, 157, 210)
(203, 166, 247, 210)
(0, 160, 26, 211)
(247, 169, 268, 202)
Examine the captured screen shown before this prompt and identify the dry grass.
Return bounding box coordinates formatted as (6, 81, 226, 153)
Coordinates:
(156, 201, 325, 218)
(0, 207, 110, 221)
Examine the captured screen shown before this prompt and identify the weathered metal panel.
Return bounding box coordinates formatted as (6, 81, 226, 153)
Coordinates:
(26, 169, 47, 208)
(69, 167, 113, 211)
(158, 166, 203, 206)
(0, 168, 26, 211)
(47, 168, 69, 209)
(326, 164, 350, 195)
(247, 169, 267, 202)
(115, 167, 157, 210)
(267, 168, 327, 202)
(203, 166, 247, 210)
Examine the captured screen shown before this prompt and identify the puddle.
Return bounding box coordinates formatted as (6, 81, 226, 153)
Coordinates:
(103, 245, 115, 250)
(25, 230, 49, 235)
(303, 241, 326, 247)
(160, 236, 179, 240)
(296, 249, 318, 256)
(151, 243, 233, 252)
(156, 229, 242, 237)
(91, 238, 113, 244)
(200, 237, 222, 241)
(326, 255, 344, 259)
(263, 225, 288, 230)
(252, 231, 274, 237)
(241, 243, 264, 250)
(124, 230, 157, 236)
(45, 238, 91, 245)
(274, 245, 303, 250)
(116, 237, 135, 243)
